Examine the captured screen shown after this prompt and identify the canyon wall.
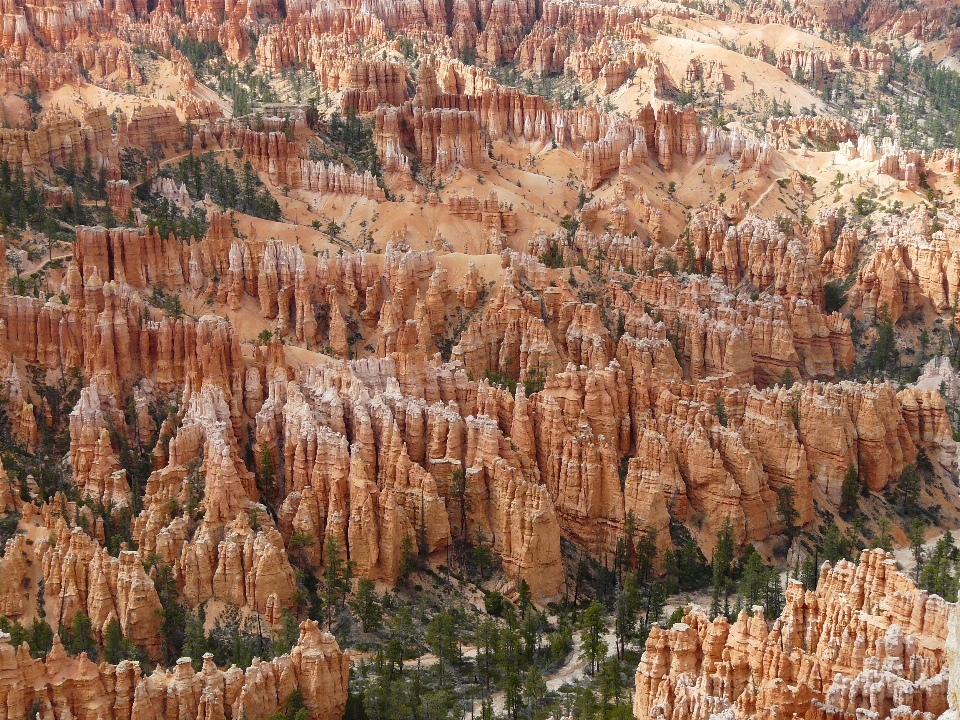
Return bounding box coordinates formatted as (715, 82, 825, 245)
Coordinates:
(634, 548, 952, 720)
(0, 620, 348, 720)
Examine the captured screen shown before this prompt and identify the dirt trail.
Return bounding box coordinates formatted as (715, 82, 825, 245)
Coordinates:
(469, 628, 619, 715)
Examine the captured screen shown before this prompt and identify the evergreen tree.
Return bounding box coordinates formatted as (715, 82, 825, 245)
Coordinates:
(349, 578, 383, 633)
(474, 618, 499, 694)
(272, 610, 299, 657)
(897, 464, 922, 515)
(908, 518, 926, 583)
(288, 531, 315, 568)
(322, 536, 353, 630)
(104, 617, 124, 664)
(0, 617, 53, 659)
(523, 665, 547, 716)
(517, 578, 532, 619)
(737, 547, 768, 609)
(450, 468, 468, 541)
(578, 601, 608, 675)
(257, 445, 278, 510)
(710, 518, 735, 619)
(503, 670, 523, 720)
(822, 522, 850, 565)
(871, 304, 898, 374)
(424, 610, 457, 687)
(840, 465, 860, 517)
(153, 563, 187, 664)
(776, 486, 800, 538)
(919, 532, 958, 601)
(63, 610, 98, 660)
(520, 611, 545, 663)
(182, 607, 208, 669)
(397, 533, 417, 588)
(799, 553, 819, 591)
(635, 530, 657, 586)
(598, 657, 623, 717)
(874, 517, 894, 552)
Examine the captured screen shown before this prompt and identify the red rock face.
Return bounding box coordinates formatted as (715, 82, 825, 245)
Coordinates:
(30, 220, 944, 613)
(1, 0, 959, 695)
(768, 115, 857, 146)
(375, 101, 486, 176)
(246, 350, 566, 600)
(634, 549, 951, 720)
(37, 522, 163, 654)
(0, 620, 348, 720)
(73, 40, 144, 87)
(110, 236, 911, 578)
(368, 60, 782, 189)
(106, 179, 132, 213)
(848, 204, 960, 323)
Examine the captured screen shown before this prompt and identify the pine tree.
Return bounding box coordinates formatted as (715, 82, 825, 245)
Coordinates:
(840, 465, 860, 517)
(897, 464, 922, 514)
(424, 610, 457, 687)
(523, 665, 547, 716)
(322, 536, 353, 630)
(63, 610, 98, 660)
(182, 607, 208, 669)
(908, 518, 926, 583)
(104, 617, 124, 664)
(257, 445, 278, 510)
(474, 618, 499, 693)
(154, 563, 187, 663)
(871, 303, 898, 374)
(398, 533, 419, 587)
(578, 601, 608, 675)
(613, 582, 636, 660)
(738, 547, 767, 609)
(919, 532, 958, 601)
(777, 486, 800, 537)
(272, 610, 299, 657)
(710, 518, 735, 619)
(349, 578, 383, 633)
(517, 579, 532, 619)
(450, 468, 468, 540)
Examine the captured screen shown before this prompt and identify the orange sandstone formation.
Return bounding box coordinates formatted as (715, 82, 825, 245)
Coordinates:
(634, 549, 951, 720)
(0, 620, 348, 720)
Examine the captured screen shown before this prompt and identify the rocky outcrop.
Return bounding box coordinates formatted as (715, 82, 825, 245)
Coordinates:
(767, 114, 857, 147)
(131, 381, 297, 615)
(688, 210, 826, 307)
(944, 600, 960, 720)
(296, 160, 385, 200)
(36, 520, 163, 655)
(0, 107, 116, 176)
(848, 43, 893, 74)
(106, 180, 132, 214)
(451, 267, 560, 380)
(373, 66, 774, 191)
(848, 205, 960, 322)
(73, 40, 144, 88)
(375, 102, 486, 177)
(634, 548, 951, 720)
(447, 190, 518, 235)
(615, 274, 852, 385)
(873, 137, 925, 187)
(260, 354, 565, 601)
(0, 620, 348, 720)
(120, 106, 184, 150)
(0, 534, 31, 619)
(822, 224, 859, 279)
